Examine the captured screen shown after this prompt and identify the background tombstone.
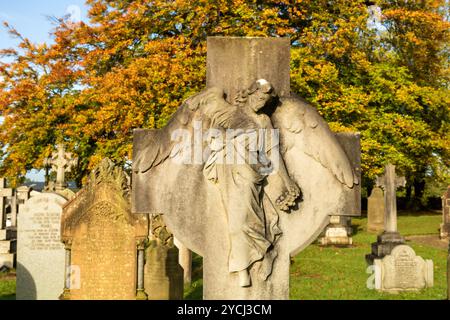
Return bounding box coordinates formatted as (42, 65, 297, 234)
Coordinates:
(145, 214, 184, 300)
(174, 238, 192, 286)
(374, 245, 433, 293)
(367, 187, 385, 233)
(133, 37, 360, 299)
(0, 178, 13, 230)
(367, 164, 406, 263)
(0, 179, 15, 269)
(43, 144, 78, 192)
(16, 192, 68, 300)
(60, 159, 148, 300)
(319, 132, 361, 246)
(440, 186, 450, 239)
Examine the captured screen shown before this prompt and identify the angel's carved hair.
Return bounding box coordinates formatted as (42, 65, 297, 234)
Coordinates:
(232, 79, 275, 107)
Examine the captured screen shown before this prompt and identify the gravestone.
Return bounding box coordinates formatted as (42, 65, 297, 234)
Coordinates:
(367, 187, 385, 233)
(367, 164, 406, 263)
(319, 132, 361, 246)
(60, 159, 148, 300)
(0, 178, 13, 230)
(374, 245, 433, 293)
(43, 144, 78, 192)
(132, 37, 359, 299)
(145, 214, 184, 300)
(174, 238, 192, 285)
(0, 178, 15, 269)
(440, 186, 450, 239)
(16, 192, 68, 300)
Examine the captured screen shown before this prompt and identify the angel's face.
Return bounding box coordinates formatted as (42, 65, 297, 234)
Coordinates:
(248, 88, 273, 113)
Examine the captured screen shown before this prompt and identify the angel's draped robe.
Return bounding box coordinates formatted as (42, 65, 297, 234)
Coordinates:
(195, 89, 284, 276)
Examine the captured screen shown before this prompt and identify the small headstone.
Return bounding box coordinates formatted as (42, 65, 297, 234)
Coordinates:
(145, 214, 184, 300)
(60, 159, 148, 300)
(374, 245, 433, 293)
(367, 187, 385, 233)
(440, 186, 450, 239)
(319, 216, 353, 246)
(16, 192, 68, 300)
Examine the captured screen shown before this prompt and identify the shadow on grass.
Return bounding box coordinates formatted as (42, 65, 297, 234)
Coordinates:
(0, 294, 15, 300)
(184, 253, 203, 300)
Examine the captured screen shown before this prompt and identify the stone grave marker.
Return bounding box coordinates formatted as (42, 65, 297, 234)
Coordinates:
(367, 187, 385, 233)
(374, 245, 433, 293)
(16, 192, 68, 300)
(145, 214, 184, 300)
(60, 159, 148, 300)
(367, 164, 406, 263)
(132, 37, 360, 299)
(440, 186, 450, 239)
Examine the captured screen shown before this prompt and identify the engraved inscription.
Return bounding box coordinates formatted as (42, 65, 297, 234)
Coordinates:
(22, 210, 63, 251)
(394, 252, 418, 288)
(70, 201, 137, 300)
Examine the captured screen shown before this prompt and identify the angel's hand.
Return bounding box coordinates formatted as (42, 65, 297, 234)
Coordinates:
(275, 180, 301, 212)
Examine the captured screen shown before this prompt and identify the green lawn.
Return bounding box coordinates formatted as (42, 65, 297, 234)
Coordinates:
(290, 214, 448, 300)
(184, 212, 448, 300)
(0, 270, 15, 300)
(1, 213, 448, 300)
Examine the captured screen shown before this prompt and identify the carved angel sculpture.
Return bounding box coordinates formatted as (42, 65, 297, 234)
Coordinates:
(132, 79, 358, 288)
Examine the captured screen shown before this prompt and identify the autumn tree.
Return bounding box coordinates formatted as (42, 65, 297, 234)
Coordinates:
(0, 0, 448, 207)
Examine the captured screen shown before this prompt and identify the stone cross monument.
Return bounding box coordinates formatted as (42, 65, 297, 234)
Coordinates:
(0, 178, 13, 230)
(132, 37, 359, 299)
(367, 164, 406, 263)
(43, 144, 78, 191)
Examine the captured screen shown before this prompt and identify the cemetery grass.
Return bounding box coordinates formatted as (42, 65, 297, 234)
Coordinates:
(0, 270, 15, 300)
(185, 212, 448, 300)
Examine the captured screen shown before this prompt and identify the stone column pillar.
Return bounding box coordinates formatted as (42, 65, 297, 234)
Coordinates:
(136, 240, 148, 300)
(60, 241, 72, 300)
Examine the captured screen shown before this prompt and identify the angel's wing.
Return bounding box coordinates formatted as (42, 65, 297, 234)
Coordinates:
(271, 95, 358, 188)
(132, 87, 228, 174)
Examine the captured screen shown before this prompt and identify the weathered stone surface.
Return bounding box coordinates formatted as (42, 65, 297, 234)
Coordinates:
(206, 37, 291, 102)
(440, 186, 450, 239)
(335, 132, 361, 217)
(132, 37, 359, 299)
(61, 159, 148, 300)
(368, 187, 385, 233)
(16, 192, 67, 300)
(374, 245, 433, 293)
(319, 216, 353, 246)
(0, 240, 16, 254)
(0, 253, 14, 269)
(145, 214, 184, 300)
(0, 229, 16, 241)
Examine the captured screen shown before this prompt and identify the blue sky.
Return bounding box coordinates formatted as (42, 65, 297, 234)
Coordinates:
(0, 1, 89, 181)
(0, 0, 88, 50)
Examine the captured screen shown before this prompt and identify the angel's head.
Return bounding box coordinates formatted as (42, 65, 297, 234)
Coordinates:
(233, 79, 276, 113)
